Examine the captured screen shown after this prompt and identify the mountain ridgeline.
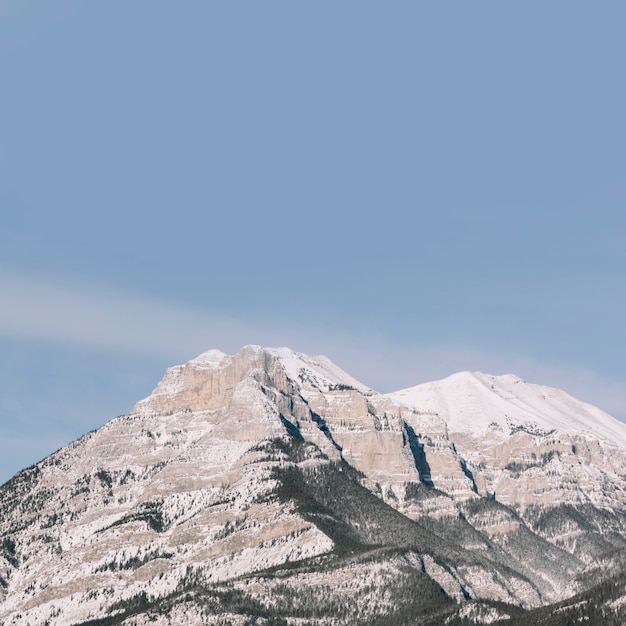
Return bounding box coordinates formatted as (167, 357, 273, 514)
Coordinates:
(2, 346, 626, 625)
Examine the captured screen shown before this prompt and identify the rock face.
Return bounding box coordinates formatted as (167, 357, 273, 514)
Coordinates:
(1, 346, 626, 625)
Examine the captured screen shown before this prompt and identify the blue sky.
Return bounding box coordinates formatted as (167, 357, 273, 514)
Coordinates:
(1, 1, 625, 484)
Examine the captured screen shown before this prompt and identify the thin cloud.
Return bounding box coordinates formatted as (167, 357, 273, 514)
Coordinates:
(0, 270, 271, 359)
(2, 269, 624, 423)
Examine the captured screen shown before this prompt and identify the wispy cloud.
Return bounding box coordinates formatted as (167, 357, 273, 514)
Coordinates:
(2, 269, 625, 424)
(0, 269, 282, 359)
(0, 270, 386, 368)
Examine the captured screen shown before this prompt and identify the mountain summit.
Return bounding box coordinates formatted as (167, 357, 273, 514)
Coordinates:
(2, 346, 626, 625)
(389, 370, 626, 447)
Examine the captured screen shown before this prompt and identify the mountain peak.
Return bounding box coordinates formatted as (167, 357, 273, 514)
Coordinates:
(187, 348, 229, 368)
(388, 371, 626, 447)
(131, 345, 372, 416)
(439, 370, 526, 386)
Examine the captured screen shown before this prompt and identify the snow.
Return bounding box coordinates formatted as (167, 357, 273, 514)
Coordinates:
(388, 371, 626, 449)
(250, 345, 372, 394)
(187, 349, 228, 369)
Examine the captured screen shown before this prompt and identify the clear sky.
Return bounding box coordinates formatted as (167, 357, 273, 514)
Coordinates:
(1, 1, 625, 484)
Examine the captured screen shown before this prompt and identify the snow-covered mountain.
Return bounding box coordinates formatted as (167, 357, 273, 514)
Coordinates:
(2, 346, 626, 625)
(389, 370, 626, 447)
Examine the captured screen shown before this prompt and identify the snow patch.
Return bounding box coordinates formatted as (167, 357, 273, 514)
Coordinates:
(263, 346, 372, 394)
(187, 349, 228, 369)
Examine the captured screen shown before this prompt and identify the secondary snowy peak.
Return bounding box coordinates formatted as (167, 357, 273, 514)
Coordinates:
(388, 371, 626, 448)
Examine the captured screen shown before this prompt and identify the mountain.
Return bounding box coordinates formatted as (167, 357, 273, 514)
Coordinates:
(2, 346, 626, 625)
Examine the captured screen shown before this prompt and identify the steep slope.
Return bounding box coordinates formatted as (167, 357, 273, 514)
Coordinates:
(1, 348, 626, 625)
